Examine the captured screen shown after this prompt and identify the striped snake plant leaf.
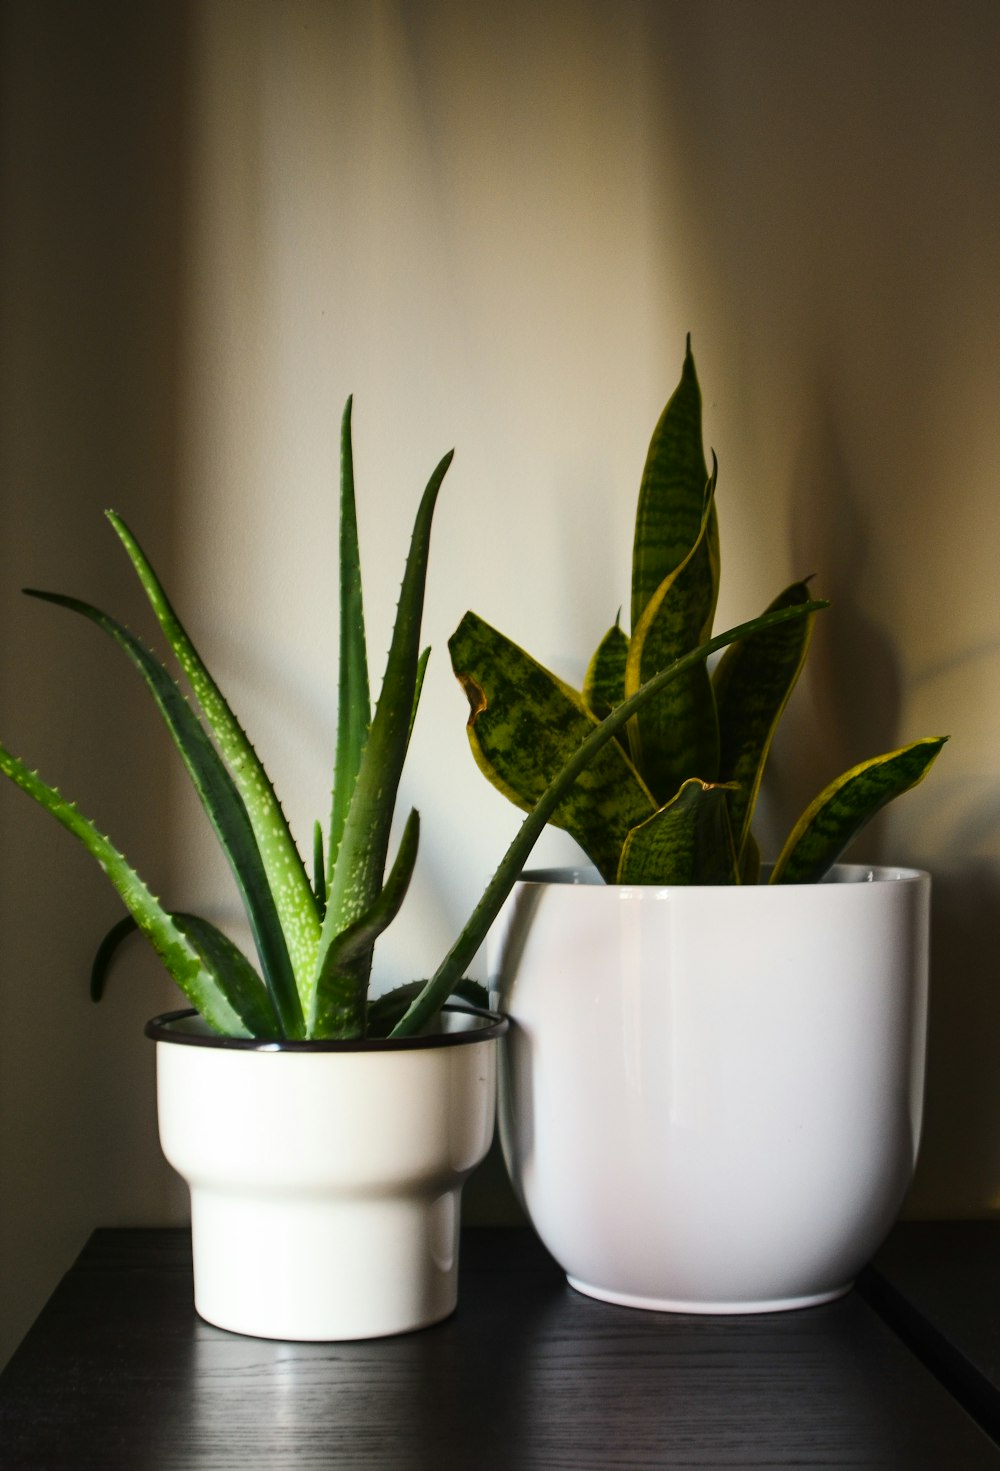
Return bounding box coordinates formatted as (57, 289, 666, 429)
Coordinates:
(392, 596, 827, 1037)
(105, 511, 321, 1001)
(583, 618, 629, 721)
(0, 743, 264, 1036)
(625, 472, 721, 802)
(712, 580, 817, 862)
(631, 333, 715, 630)
(617, 779, 740, 886)
(24, 590, 305, 1038)
(89, 909, 280, 1041)
(770, 736, 948, 885)
(326, 395, 372, 890)
(318, 450, 453, 1031)
(309, 807, 420, 1038)
(449, 611, 657, 882)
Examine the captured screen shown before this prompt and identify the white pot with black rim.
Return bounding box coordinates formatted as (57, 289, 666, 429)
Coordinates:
(146, 1002, 506, 1341)
(488, 864, 929, 1315)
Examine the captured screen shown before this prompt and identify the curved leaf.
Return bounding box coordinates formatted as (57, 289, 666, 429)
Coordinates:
(449, 611, 656, 881)
(310, 808, 420, 1038)
(105, 511, 321, 997)
(713, 580, 816, 859)
(617, 779, 739, 886)
(24, 590, 304, 1038)
(0, 743, 256, 1036)
(771, 737, 948, 884)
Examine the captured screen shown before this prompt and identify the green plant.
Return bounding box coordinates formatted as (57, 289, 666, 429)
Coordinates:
(449, 340, 946, 885)
(0, 395, 827, 1042)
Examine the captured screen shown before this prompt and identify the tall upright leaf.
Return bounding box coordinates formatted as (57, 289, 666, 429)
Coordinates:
(713, 580, 816, 860)
(327, 396, 371, 887)
(317, 450, 453, 1030)
(625, 481, 721, 801)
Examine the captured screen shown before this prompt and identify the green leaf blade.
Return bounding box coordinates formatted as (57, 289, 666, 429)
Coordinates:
(25, 589, 304, 1038)
(392, 597, 826, 1037)
(631, 334, 711, 630)
(771, 737, 948, 885)
(105, 512, 321, 1001)
(318, 450, 452, 1027)
(583, 619, 629, 721)
(449, 611, 656, 882)
(0, 743, 257, 1036)
(713, 580, 816, 859)
(617, 779, 739, 886)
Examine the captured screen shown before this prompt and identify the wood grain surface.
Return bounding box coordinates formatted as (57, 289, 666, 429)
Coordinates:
(2, 1227, 997, 1469)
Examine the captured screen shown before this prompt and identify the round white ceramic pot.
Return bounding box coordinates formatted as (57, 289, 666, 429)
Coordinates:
(488, 865, 930, 1315)
(146, 1003, 506, 1341)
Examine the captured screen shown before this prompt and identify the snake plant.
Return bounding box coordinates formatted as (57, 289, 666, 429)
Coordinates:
(0, 397, 827, 1038)
(449, 340, 946, 886)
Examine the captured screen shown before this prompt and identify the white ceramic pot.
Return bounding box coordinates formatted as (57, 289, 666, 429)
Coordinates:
(146, 1004, 506, 1341)
(489, 865, 930, 1315)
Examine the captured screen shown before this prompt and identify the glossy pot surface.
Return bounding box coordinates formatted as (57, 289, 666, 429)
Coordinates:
(489, 866, 929, 1313)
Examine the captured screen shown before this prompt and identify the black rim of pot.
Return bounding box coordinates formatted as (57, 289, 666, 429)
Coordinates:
(145, 1003, 509, 1052)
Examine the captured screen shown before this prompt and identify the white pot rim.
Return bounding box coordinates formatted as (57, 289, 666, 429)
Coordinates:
(515, 861, 929, 889)
(145, 1003, 509, 1053)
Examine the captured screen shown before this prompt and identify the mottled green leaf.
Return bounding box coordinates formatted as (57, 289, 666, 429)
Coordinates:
(449, 611, 656, 882)
(394, 596, 826, 1037)
(583, 619, 629, 720)
(617, 779, 739, 886)
(631, 334, 712, 629)
(713, 580, 816, 860)
(771, 737, 948, 884)
(625, 473, 720, 802)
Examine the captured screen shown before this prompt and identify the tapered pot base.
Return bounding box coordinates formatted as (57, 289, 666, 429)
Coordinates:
(565, 1275, 853, 1316)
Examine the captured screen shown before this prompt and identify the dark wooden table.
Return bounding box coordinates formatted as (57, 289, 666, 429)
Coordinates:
(2, 1225, 999, 1468)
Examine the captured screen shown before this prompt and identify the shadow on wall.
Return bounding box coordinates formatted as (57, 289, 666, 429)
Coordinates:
(0, 0, 198, 1366)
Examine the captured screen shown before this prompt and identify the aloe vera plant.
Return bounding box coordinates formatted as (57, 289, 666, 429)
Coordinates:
(449, 340, 946, 886)
(0, 394, 832, 1042)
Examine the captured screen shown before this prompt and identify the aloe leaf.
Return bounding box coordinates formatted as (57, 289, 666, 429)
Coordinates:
(631, 334, 712, 630)
(318, 450, 452, 1029)
(617, 779, 739, 886)
(312, 820, 326, 918)
(327, 396, 372, 887)
(713, 580, 816, 860)
(770, 737, 948, 885)
(366, 977, 489, 1038)
(309, 808, 420, 1038)
(0, 743, 257, 1036)
(24, 590, 304, 1038)
(625, 471, 720, 801)
(90, 909, 278, 1034)
(449, 611, 656, 881)
(105, 511, 321, 998)
(392, 596, 827, 1037)
(583, 619, 629, 721)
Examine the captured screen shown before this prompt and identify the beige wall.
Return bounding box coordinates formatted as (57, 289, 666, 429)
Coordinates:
(2, 0, 999, 1363)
